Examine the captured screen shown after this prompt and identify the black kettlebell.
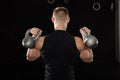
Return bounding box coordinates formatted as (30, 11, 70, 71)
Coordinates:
(81, 29, 99, 49)
(22, 29, 42, 48)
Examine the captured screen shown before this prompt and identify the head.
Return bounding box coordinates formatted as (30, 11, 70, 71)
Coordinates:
(51, 7, 70, 26)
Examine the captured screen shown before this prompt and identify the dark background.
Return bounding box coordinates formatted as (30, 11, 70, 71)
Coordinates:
(0, 0, 120, 80)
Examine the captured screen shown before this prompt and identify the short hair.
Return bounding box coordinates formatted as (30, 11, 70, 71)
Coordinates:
(52, 7, 69, 21)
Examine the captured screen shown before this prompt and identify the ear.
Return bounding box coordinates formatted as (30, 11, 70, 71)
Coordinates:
(51, 16, 55, 23)
(67, 17, 70, 23)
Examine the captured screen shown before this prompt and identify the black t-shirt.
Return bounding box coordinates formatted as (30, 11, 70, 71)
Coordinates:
(41, 30, 79, 80)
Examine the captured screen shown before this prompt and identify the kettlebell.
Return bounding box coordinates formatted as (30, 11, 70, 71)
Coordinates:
(81, 29, 99, 49)
(22, 29, 42, 48)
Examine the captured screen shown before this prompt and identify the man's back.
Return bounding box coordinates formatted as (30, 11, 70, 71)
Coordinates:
(25, 6, 94, 80)
(41, 30, 79, 80)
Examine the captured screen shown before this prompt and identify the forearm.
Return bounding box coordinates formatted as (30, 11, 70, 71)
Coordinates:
(26, 48, 40, 61)
(80, 48, 93, 63)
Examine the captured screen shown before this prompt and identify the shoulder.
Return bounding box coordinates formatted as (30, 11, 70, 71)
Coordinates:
(35, 36, 46, 49)
(74, 36, 85, 52)
(74, 36, 83, 42)
(38, 36, 46, 40)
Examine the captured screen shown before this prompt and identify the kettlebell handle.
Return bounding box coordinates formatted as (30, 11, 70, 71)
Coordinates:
(33, 30, 42, 42)
(25, 29, 42, 41)
(25, 29, 31, 37)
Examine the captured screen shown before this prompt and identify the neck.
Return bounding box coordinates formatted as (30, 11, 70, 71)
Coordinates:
(54, 21, 67, 31)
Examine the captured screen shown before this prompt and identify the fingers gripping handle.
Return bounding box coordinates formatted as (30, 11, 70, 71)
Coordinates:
(33, 30, 42, 42)
(81, 29, 90, 38)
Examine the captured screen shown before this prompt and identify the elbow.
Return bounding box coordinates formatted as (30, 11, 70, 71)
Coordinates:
(26, 56, 37, 62)
(85, 58, 93, 63)
(81, 57, 93, 63)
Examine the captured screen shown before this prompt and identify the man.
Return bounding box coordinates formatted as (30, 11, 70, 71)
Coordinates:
(26, 7, 93, 80)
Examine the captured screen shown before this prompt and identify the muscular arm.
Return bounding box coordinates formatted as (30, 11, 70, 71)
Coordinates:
(26, 36, 45, 61)
(74, 36, 93, 63)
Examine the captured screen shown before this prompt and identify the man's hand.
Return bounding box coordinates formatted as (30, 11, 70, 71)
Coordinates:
(79, 26, 91, 42)
(30, 27, 42, 37)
